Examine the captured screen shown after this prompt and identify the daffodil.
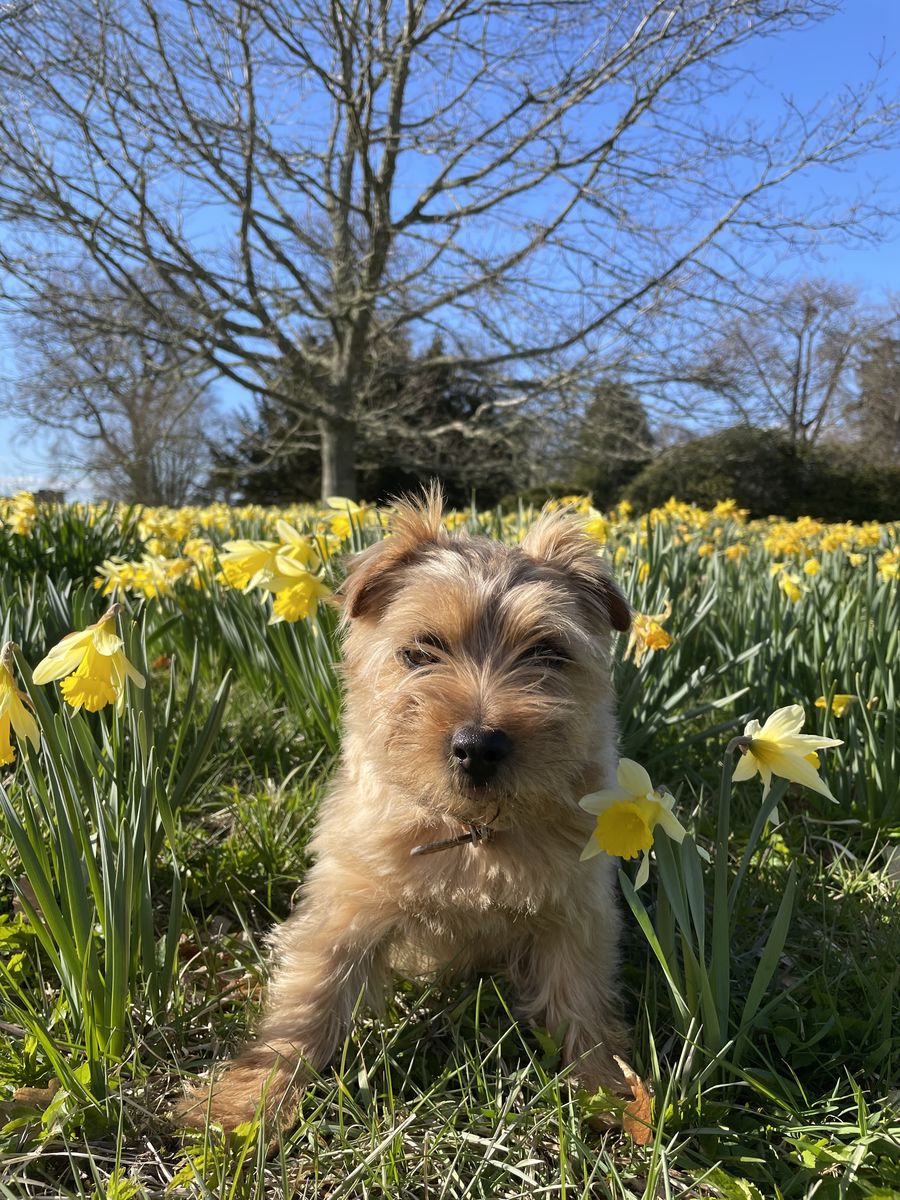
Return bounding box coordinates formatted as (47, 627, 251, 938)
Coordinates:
(325, 497, 369, 540)
(815, 694, 854, 718)
(0, 646, 40, 764)
(579, 759, 686, 888)
(32, 607, 145, 714)
(732, 705, 842, 800)
(583, 512, 608, 542)
(218, 539, 281, 590)
(274, 520, 321, 569)
(623, 601, 673, 666)
(779, 572, 804, 603)
(267, 562, 332, 624)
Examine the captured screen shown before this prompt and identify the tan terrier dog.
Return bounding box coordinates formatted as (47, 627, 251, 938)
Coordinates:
(178, 490, 632, 1129)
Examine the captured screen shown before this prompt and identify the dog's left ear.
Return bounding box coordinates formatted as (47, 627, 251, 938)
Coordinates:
(337, 484, 447, 620)
(521, 509, 631, 632)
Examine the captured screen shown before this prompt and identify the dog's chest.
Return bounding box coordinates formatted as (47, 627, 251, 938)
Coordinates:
(394, 832, 577, 921)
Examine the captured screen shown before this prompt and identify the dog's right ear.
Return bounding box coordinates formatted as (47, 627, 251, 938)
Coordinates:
(337, 485, 447, 620)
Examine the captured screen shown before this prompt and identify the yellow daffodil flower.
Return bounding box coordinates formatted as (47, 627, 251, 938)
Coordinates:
(274, 520, 321, 570)
(623, 601, 673, 666)
(182, 537, 216, 570)
(6, 491, 37, 536)
(583, 513, 608, 542)
(32, 608, 145, 714)
(733, 705, 843, 800)
(218, 539, 281, 590)
(779, 571, 804, 603)
(803, 558, 820, 576)
(267, 561, 332, 624)
(579, 758, 686, 887)
(0, 648, 40, 764)
(443, 511, 471, 532)
(815, 694, 854, 718)
(325, 498, 368, 540)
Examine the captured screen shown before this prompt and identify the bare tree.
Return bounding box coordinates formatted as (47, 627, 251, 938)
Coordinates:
(673, 279, 877, 450)
(850, 333, 900, 466)
(0, 0, 897, 498)
(5, 272, 217, 505)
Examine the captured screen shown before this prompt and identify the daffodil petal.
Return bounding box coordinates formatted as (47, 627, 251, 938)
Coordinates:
(275, 519, 302, 543)
(124, 659, 146, 688)
(615, 758, 653, 797)
(732, 750, 759, 782)
(758, 759, 773, 798)
(635, 852, 651, 889)
(762, 747, 836, 801)
(9, 697, 39, 750)
(32, 633, 91, 684)
(579, 787, 631, 814)
(653, 807, 687, 844)
(758, 705, 805, 741)
(579, 837, 604, 860)
(91, 624, 124, 657)
(776, 732, 844, 752)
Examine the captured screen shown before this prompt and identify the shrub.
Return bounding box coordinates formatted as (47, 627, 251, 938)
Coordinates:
(624, 427, 900, 521)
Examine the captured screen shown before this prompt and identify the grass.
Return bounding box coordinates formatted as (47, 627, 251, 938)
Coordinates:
(0, 495, 898, 1198)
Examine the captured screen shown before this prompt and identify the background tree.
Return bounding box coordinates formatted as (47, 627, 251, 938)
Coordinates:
(5, 274, 216, 506)
(850, 335, 900, 467)
(565, 380, 654, 507)
(211, 337, 532, 506)
(0, 1, 896, 499)
(678, 280, 867, 451)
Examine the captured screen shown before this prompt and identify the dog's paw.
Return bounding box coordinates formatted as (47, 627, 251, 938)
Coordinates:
(172, 1061, 300, 1132)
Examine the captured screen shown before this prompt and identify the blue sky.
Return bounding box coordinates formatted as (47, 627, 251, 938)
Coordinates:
(1, 0, 898, 498)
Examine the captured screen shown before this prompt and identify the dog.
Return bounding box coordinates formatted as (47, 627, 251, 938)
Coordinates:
(177, 489, 632, 1130)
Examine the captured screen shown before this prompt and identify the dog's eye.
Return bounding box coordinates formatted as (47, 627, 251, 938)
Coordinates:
(400, 645, 441, 669)
(522, 643, 570, 667)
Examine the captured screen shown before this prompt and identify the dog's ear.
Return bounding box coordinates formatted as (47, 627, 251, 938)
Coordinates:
(337, 484, 447, 620)
(521, 508, 630, 632)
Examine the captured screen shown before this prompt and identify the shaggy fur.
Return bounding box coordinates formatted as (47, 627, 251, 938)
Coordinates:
(176, 490, 632, 1130)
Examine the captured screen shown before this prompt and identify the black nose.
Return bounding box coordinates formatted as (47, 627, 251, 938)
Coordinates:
(450, 726, 512, 785)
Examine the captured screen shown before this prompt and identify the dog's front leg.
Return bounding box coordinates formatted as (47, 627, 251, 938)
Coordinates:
(176, 875, 396, 1130)
(511, 913, 631, 1096)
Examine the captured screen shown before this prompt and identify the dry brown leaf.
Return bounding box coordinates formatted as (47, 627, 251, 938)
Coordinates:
(614, 1055, 653, 1145)
(10, 1079, 60, 1109)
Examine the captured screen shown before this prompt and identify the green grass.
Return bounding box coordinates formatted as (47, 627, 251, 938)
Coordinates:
(0, 500, 898, 1198)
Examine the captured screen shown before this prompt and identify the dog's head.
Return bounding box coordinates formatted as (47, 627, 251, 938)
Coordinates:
(337, 487, 629, 827)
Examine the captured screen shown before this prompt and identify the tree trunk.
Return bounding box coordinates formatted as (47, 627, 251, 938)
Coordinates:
(319, 419, 357, 501)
